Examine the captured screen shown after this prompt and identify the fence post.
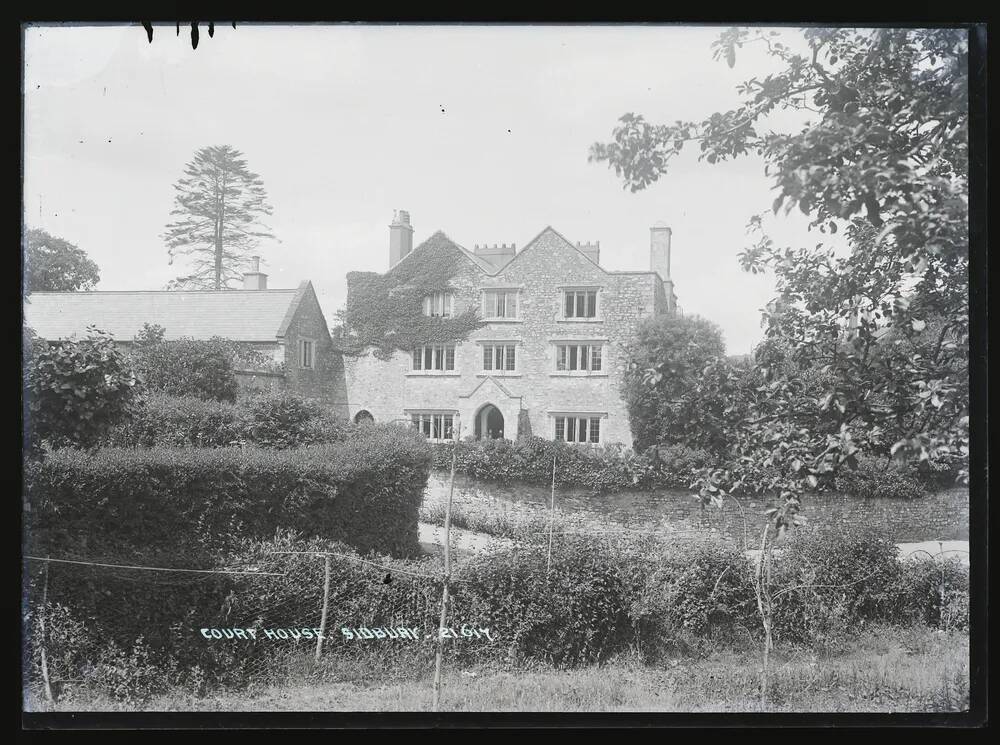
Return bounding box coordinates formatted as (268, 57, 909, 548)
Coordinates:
(39, 559, 54, 703)
(547, 455, 556, 576)
(315, 553, 331, 663)
(432, 415, 459, 711)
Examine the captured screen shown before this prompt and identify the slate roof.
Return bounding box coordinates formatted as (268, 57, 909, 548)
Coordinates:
(23, 282, 312, 343)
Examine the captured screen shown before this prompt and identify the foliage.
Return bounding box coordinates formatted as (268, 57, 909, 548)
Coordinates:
(163, 145, 276, 290)
(770, 524, 904, 643)
(132, 327, 240, 402)
(23, 228, 101, 293)
(621, 313, 727, 452)
(108, 391, 350, 449)
(336, 232, 486, 359)
(429, 436, 713, 494)
(634, 536, 757, 655)
(243, 391, 350, 448)
(834, 455, 928, 500)
(893, 556, 969, 632)
(24, 326, 141, 451)
(591, 27, 969, 533)
(24, 424, 432, 563)
(456, 533, 659, 666)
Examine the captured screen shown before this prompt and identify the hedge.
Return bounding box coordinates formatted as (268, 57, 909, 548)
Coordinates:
(431, 436, 712, 494)
(24, 423, 431, 563)
(107, 391, 351, 449)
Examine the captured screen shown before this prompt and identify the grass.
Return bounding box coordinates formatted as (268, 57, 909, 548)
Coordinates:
(25, 625, 969, 713)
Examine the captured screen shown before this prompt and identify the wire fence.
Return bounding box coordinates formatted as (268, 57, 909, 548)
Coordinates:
(22, 448, 970, 710)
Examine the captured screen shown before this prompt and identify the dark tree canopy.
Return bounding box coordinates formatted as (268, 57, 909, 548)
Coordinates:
(591, 27, 969, 528)
(24, 228, 101, 293)
(163, 145, 276, 290)
(622, 313, 727, 452)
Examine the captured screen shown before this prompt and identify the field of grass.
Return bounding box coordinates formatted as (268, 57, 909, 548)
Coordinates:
(25, 625, 969, 713)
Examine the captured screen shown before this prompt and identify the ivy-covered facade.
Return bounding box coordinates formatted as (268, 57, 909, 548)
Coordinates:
(338, 217, 677, 447)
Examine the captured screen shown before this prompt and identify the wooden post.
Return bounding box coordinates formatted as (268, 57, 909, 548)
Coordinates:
(315, 553, 331, 663)
(39, 560, 54, 703)
(547, 455, 556, 576)
(432, 415, 459, 711)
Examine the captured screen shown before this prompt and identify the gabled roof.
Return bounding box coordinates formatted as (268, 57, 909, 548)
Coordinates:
(391, 226, 662, 281)
(23, 282, 314, 343)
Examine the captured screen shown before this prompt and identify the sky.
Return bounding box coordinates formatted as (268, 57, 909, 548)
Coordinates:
(23, 23, 835, 355)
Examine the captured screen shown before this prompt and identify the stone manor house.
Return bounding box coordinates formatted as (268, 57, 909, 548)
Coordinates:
(23, 212, 679, 448)
(342, 211, 678, 446)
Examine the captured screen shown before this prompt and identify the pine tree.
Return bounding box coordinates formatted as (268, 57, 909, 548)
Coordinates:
(163, 145, 276, 289)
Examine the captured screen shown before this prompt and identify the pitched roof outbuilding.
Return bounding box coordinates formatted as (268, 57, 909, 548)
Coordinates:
(23, 282, 313, 342)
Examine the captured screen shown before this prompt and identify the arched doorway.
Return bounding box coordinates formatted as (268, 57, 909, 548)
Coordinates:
(474, 404, 505, 440)
(354, 410, 374, 424)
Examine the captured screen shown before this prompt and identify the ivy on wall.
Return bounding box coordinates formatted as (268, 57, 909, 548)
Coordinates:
(335, 232, 486, 359)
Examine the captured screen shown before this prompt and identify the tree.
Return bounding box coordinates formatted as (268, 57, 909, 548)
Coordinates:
(24, 229, 100, 293)
(24, 327, 141, 451)
(590, 26, 969, 505)
(590, 28, 969, 704)
(163, 145, 276, 290)
(621, 313, 727, 451)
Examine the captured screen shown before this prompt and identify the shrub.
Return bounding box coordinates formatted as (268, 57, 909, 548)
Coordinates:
(635, 536, 757, 654)
(132, 332, 239, 402)
(893, 556, 970, 631)
(243, 391, 350, 448)
(834, 456, 928, 500)
(770, 523, 904, 643)
(455, 533, 659, 666)
(430, 436, 712, 495)
(24, 423, 431, 563)
(109, 392, 246, 448)
(107, 391, 350, 449)
(24, 327, 142, 451)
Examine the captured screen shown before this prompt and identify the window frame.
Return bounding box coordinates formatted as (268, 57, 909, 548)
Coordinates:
(422, 291, 454, 318)
(406, 410, 458, 442)
(560, 287, 600, 320)
(297, 337, 316, 370)
(481, 288, 521, 320)
(480, 341, 518, 374)
(550, 413, 605, 445)
(553, 341, 605, 375)
(411, 344, 458, 374)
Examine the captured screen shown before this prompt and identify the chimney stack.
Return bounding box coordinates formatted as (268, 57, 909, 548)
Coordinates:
(650, 222, 676, 311)
(243, 255, 268, 290)
(389, 209, 414, 268)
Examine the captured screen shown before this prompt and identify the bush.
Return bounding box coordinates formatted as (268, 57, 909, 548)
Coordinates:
(25, 423, 431, 563)
(893, 556, 970, 631)
(24, 327, 142, 451)
(770, 523, 904, 644)
(635, 536, 757, 654)
(132, 332, 239, 402)
(243, 391, 350, 448)
(430, 436, 712, 495)
(834, 457, 928, 500)
(108, 391, 350, 449)
(455, 533, 659, 666)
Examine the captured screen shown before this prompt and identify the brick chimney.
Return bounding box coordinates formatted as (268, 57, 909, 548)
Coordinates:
(575, 241, 600, 266)
(389, 209, 414, 268)
(243, 255, 268, 290)
(473, 242, 516, 271)
(650, 222, 676, 311)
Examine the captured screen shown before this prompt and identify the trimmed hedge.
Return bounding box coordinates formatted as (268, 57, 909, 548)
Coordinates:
(431, 436, 712, 494)
(834, 456, 929, 500)
(24, 423, 431, 563)
(108, 391, 351, 449)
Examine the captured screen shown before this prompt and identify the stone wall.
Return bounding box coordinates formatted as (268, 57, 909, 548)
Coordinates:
(343, 228, 664, 445)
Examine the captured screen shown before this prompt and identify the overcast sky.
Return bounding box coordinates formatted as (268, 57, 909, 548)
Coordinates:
(23, 23, 837, 355)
